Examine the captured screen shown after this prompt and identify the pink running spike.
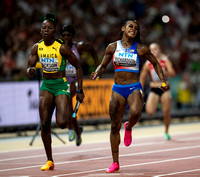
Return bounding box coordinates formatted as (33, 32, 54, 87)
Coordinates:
(124, 121, 132, 146)
(106, 162, 119, 173)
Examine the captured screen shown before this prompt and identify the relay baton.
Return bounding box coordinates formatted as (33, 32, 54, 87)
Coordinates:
(92, 75, 100, 80)
(72, 100, 81, 118)
(92, 75, 97, 80)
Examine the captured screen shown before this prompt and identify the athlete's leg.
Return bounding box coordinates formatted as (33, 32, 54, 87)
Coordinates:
(39, 90, 55, 162)
(123, 90, 143, 147)
(55, 94, 71, 129)
(68, 81, 82, 145)
(68, 82, 76, 130)
(126, 89, 143, 129)
(109, 91, 126, 164)
(70, 81, 81, 136)
(145, 92, 160, 116)
(161, 91, 171, 135)
(68, 93, 76, 141)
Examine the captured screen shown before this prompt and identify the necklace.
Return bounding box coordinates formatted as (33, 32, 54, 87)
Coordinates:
(121, 40, 129, 52)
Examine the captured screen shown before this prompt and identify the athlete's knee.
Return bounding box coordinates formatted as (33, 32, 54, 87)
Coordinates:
(41, 120, 51, 133)
(56, 112, 71, 129)
(110, 122, 121, 135)
(129, 109, 141, 120)
(146, 107, 155, 116)
(57, 119, 68, 129)
(163, 114, 171, 121)
(147, 111, 154, 116)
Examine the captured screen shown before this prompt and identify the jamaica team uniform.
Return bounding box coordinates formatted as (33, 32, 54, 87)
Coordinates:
(37, 39, 70, 97)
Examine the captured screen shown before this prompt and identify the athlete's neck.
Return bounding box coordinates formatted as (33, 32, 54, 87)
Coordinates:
(44, 38, 55, 46)
(68, 41, 73, 48)
(121, 38, 134, 47)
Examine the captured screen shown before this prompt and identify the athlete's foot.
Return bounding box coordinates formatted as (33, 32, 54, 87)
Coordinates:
(41, 160, 54, 171)
(106, 162, 120, 173)
(76, 126, 83, 146)
(124, 121, 132, 146)
(68, 129, 75, 141)
(165, 133, 171, 140)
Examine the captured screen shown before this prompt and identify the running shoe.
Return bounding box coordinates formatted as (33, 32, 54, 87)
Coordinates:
(106, 162, 120, 173)
(41, 160, 54, 171)
(68, 129, 75, 141)
(76, 126, 83, 146)
(124, 121, 132, 146)
(165, 133, 171, 140)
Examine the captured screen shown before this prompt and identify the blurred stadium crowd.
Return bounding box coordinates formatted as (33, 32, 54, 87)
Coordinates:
(0, 0, 200, 108)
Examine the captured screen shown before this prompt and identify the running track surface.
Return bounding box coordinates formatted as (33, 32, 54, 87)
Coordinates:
(0, 131, 200, 177)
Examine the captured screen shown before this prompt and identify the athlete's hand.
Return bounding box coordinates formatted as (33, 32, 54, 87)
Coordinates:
(76, 91, 85, 103)
(27, 67, 36, 78)
(90, 72, 98, 80)
(160, 82, 169, 92)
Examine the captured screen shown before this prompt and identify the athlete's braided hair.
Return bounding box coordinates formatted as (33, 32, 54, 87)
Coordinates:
(44, 13, 57, 28)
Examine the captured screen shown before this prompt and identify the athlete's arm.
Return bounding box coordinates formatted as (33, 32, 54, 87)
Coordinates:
(139, 62, 149, 89)
(91, 42, 116, 79)
(166, 58, 176, 78)
(27, 44, 39, 78)
(138, 44, 168, 91)
(77, 42, 100, 67)
(60, 44, 84, 102)
(138, 44, 166, 82)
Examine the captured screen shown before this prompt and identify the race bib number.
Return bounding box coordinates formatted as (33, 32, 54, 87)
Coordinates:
(40, 58, 59, 72)
(65, 64, 76, 76)
(114, 52, 137, 67)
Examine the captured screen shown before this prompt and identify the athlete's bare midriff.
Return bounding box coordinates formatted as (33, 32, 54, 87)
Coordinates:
(114, 72, 139, 85)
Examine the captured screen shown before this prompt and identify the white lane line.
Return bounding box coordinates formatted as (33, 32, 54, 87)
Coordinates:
(1, 136, 200, 162)
(0, 140, 108, 154)
(0, 144, 200, 172)
(1, 130, 199, 154)
(51, 155, 200, 177)
(153, 168, 200, 177)
(0, 141, 162, 162)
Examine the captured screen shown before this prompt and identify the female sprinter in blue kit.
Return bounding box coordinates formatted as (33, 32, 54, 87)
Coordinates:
(91, 20, 168, 173)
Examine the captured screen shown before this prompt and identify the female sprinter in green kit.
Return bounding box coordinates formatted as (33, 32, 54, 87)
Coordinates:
(27, 14, 84, 171)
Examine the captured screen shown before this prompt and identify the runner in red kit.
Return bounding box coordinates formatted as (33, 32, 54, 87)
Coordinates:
(140, 43, 176, 140)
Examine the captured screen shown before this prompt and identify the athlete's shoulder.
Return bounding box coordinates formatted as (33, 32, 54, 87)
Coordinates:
(76, 41, 89, 48)
(29, 43, 39, 56)
(55, 38, 64, 44)
(108, 41, 117, 47)
(77, 41, 93, 48)
(137, 43, 149, 56)
(77, 41, 84, 45)
(106, 41, 117, 54)
(147, 60, 152, 66)
(38, 39, 44, 44)
(137, 43, 148, 50)
(160, 53, 168, 61)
